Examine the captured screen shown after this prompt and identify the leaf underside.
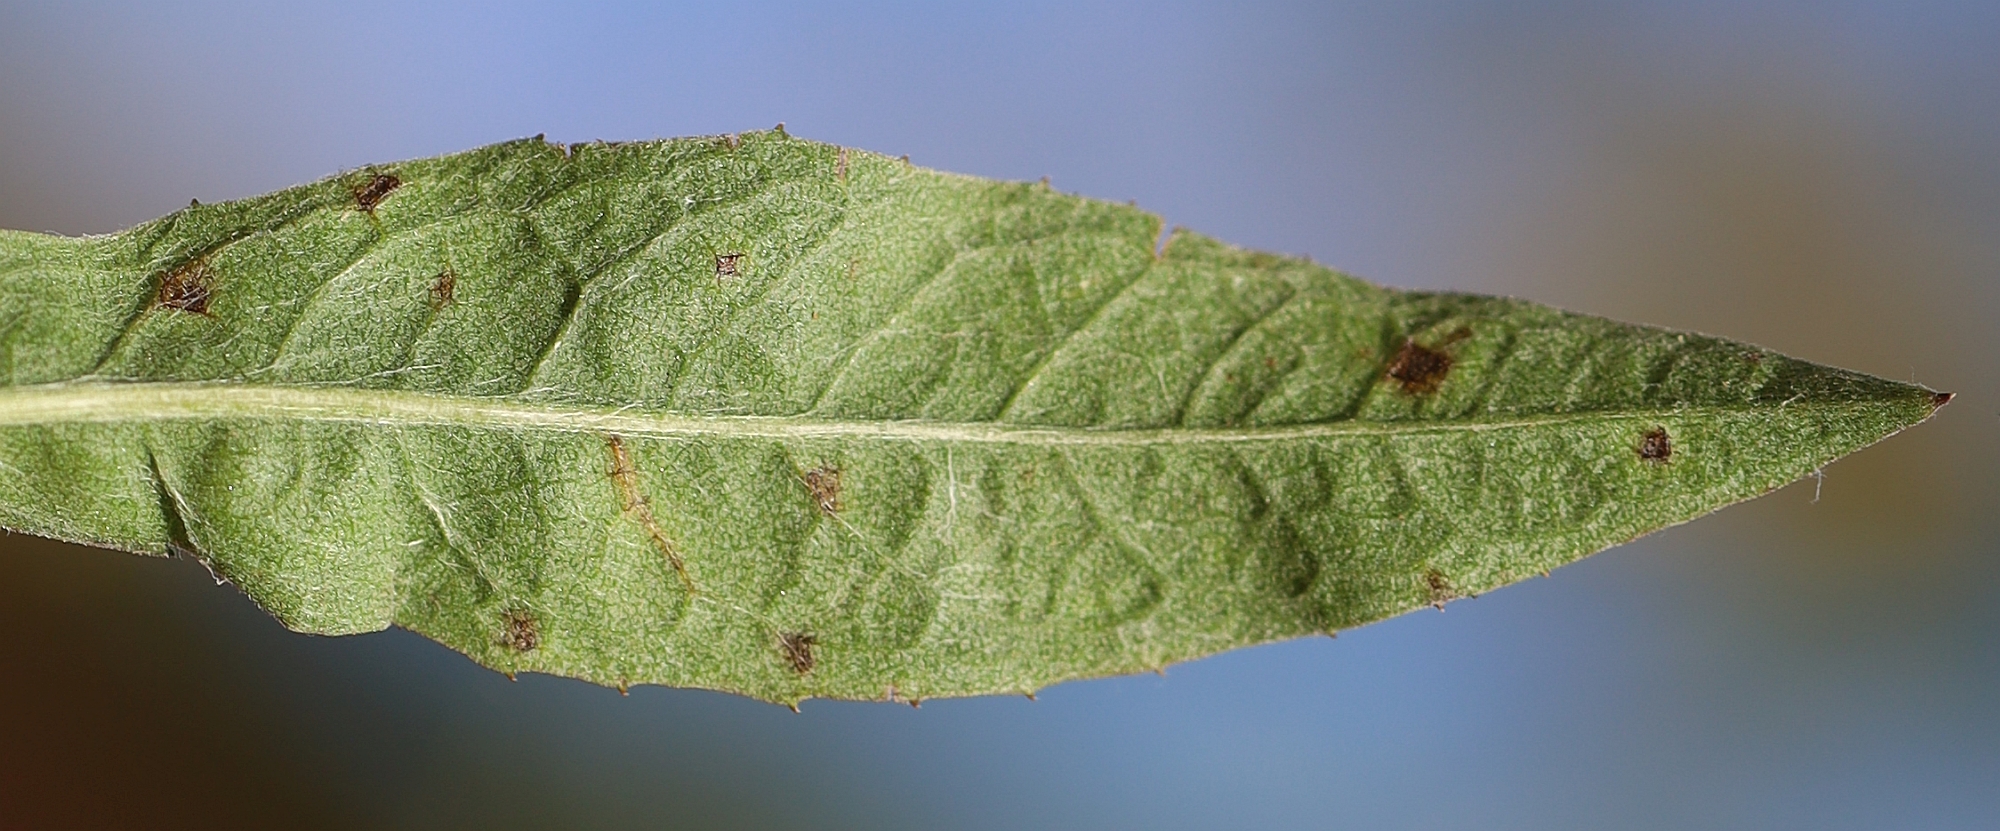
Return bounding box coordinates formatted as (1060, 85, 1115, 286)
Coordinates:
(0, 130, 1945, 704)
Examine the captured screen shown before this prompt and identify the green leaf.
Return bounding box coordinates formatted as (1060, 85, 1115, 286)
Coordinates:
(0, 130, 1946, 705)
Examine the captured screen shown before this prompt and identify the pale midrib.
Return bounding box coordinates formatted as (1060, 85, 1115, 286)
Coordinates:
(0, 381, 1868, 447)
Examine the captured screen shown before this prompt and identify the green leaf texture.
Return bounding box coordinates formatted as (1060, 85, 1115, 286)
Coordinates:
(0, 130, 1946, 704)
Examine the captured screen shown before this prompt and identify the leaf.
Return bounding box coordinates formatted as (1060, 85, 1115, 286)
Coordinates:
(0, 130, 1947, 705)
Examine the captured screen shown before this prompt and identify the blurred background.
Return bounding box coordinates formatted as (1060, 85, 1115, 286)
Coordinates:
(2, 2, 1995, 828)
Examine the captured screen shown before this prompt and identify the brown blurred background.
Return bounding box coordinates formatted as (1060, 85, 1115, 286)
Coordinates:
(2, 3, 1994, 828)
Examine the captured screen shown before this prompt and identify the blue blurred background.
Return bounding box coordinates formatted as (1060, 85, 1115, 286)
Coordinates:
(2, 2, 1996, 828)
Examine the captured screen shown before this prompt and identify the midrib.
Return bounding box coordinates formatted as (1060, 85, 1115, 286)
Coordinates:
(0, 381, 1827, 446)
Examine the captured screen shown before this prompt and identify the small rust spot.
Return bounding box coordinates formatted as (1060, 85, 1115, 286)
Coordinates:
(1423, 568, 1455, 609)
(1931, 391, 1955, 410)
(779, 631, 817, 674)
(501, 609, 540, 652)
(803, 465, 841, 515)
(353, 173, 401, 211)
(715, 253, 743, 278)
(1387, 339, 1453, 394)
(156, 258, 214, 314)
(429, 269, 456, 309)
(1639, 426, 1672, 463)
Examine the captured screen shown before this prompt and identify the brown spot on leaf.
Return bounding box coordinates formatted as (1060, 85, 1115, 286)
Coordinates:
(156, 258, 214, 314)
(714, 253, 743, 279)
(501, 609, 540, 652)
(1931, 391, 1955, 410)
(1424, 568, 1455, 609)
(779, 632, 817, 674)
(1639, 426, 1672, 463)
(835, 147, 849, 181)
(429, 269, 456, 309)
(1387, 339, 1453, 394)
(352, 173, 401, 211)
(803, 465, 841, 514)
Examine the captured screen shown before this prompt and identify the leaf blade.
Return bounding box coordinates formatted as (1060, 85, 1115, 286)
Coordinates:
(0, 131, 1946, 703)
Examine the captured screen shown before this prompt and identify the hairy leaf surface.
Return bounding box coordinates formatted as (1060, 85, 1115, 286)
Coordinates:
(0, 131, 1946, 704)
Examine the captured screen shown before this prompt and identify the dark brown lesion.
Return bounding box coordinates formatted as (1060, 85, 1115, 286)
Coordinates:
(428, 268, 457, 310)
(714, 252, 744, 279)
(1387, 340, 1452, 394)
(155, 258, 215, 315)
(778, 631, 817, 674)
(1423, 567, 1455, 609)
(1638, 426, 1672, 463)
(802, 465, 841, 515)
(500, 609, 540, 652)
(1386, 327, 1471, 395)
(352, 172, 402, 212)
